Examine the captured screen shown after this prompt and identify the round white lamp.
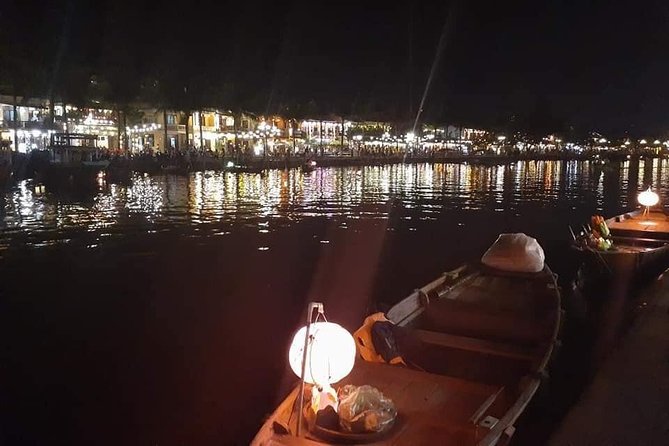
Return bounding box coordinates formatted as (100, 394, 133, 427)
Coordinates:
(638, 187, 659, 217)
(290, 302, 356, 436)
(289, 321, 356, 386)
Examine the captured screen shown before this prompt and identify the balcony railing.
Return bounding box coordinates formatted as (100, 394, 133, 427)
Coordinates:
(0, 119, 55, 130)
(166, 124, 186, 133)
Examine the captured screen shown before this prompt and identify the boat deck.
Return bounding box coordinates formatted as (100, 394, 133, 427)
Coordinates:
(262, 361, 505, 446)
(608, 211, 669, 238)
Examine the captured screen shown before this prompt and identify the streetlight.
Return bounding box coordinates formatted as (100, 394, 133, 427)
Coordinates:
(258, 122, 269, 158)
(405, 132, 418, 154)
(257, 121, 280, 159)
(496, 135, 507, 155)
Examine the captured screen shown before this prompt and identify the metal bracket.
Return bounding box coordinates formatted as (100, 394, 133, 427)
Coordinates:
(479, 415, 499, 430)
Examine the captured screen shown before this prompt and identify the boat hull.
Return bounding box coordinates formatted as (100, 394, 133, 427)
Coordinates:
(37, 163, 108, 189)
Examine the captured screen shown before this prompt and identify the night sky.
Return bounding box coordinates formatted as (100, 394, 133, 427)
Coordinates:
(2, 0, 669, 136)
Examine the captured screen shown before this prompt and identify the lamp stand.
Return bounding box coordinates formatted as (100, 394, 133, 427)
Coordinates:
(297, 302, 324, 437)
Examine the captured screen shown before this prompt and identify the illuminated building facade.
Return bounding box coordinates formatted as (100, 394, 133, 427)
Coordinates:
(0, 96, 55, 153)
(188, 110, 237, 151)
(128, 108, 187, 153)
(59, 106, 119, 150)
(300, 119, 351, 145)
(0, 95, 590, 157)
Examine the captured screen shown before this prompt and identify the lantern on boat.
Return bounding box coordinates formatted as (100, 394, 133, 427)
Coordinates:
(289, 321, 356, 386)
(289, 302, 356, 436)
(638, 187, 659, 216)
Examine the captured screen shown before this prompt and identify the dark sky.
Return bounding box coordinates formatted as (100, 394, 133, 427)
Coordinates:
(3, 0, 669, 136)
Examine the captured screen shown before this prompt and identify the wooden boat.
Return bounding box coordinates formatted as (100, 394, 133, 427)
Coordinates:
(160, 163, 188, 174)
(81, 159, 111, 169)
(606, 209, 669, 241)
(573, 210, 669, 287)
(301, 160, 317, 173)
(227, 164, 266, 174)
(40, 133, 110, 186)
(252, 263, 562, 446)
(48, 133, 110, 170)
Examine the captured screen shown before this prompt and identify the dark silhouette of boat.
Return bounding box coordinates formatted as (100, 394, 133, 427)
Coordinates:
(38, 133, 110, 186)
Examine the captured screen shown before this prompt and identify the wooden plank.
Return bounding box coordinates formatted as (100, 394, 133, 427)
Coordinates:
(387, 291, 423, 325)
(411, 328, 537, 361)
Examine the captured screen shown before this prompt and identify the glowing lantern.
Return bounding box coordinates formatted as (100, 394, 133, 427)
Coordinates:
(226, 160, 235, 168)
(289, 321, 356, 387)
(638, 187, 659, 207)
(291, 303, 357, 437)
(638, 187, 659, 217)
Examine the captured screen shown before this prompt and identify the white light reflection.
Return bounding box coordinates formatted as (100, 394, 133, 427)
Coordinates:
(3, 161, 669, 239)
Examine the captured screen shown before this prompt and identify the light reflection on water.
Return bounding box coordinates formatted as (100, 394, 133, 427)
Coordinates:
(2, 159, 669, 245)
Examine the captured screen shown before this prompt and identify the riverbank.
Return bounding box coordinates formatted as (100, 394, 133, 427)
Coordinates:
(14, 150, 662, 186)
(107, 151, 660, 176)
(548, 271, 669, 445)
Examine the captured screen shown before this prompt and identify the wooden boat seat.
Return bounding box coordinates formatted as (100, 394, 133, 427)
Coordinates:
(391, 325, 539, 385)
(417, 297, 554, 346)
(477, 263, 547, 279)
(411, 328, 537, 361)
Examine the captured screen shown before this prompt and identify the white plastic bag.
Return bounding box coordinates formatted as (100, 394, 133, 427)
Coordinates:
(337, 385, 397, 433)
(481, 233, 545, 273)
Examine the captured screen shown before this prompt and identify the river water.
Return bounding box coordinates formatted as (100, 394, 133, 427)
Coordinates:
(1, 159, 667, 445)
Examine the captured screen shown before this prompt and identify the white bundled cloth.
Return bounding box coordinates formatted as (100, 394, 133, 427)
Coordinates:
(481, 233, 545, 273)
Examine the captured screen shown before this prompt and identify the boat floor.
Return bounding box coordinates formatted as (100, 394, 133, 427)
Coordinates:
(266, 361, 507, 446)
(608, 211, 669, 237)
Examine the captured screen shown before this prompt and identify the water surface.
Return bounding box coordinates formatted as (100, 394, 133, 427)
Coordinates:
(1, 159, 666, 445)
